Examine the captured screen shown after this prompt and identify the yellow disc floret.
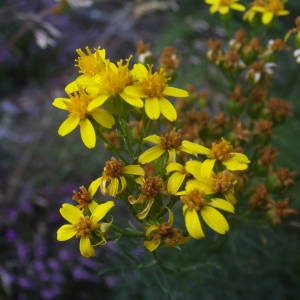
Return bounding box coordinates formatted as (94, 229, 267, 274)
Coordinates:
(75, 47, 107, 76)
(142, 68, 167, 98)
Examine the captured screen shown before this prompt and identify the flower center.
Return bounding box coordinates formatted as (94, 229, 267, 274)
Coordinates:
(210, 139, 233, 160)
(74, 216, 99, 238)
(75, 47, 106, 76)
(67, 91, 90, 119)
(142, 69, 167, 97)
(100, 60, 133, 95)
(140, 176, 164, 198)
(181, 189, 207, 211)
(103, 157, 124, 178)
(266, 0, 284, 12)
(72, 186, 92, 209)
(251, 61, 265, 72)
(219, 0, 233, 6)
(160, 129, 182, 151)
(213, 171, 236, 193)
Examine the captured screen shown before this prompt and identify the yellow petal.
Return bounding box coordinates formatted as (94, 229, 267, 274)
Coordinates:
(180, 141, 211, 155)
(79, 236, 95, 258)
(219, 6, 230, 14)
(159, 97, 177, 122)
(168, 149, 176, 162)
(57, 224, 76, 241)
(138, 145, 165, 164)
(185, 160, 203, 179)
(209, 198, 235, 213)
(231, 3, 245, 12)
(185, 179, 214, 195)
(107, 178, 119, 196)
(88, 178, 102, 197)
(88, 201, 98, 212)
(145, 225, 160, 237)
(252, 6, 265, 13)
(224, 190, 237, 205)
(131, 63, 148, 80)
(166, 162, 184, 174)
(145, 98, 160, 119)
(262, 12, 274, 24)
(91, 108, 115, 128)
(210, 5, 219, 14)
(87, 95, 109, 111)
(144, 239, 161, 252)
(144, 134, 161, 144)
(200, 206, 229, 234)
(65, 80, 79, 94)
(223, 153, 250, 171)
(91, 201, 115, 223)
(119, 176, 127, 193)
(58, 115, 80, 136)
(59, 203, 82, 224)
(163, 86, 189, 98)
(80, 119, 96, 149)
(120, 91, 144, 108)
(137, 198, 154, 219)
(124, 85, 146, 98)
(165, 206, 174, 225)
(123, 165, 145, 176)
(277, 10, 289, 16)
(52, 98, 69, 110)
(183, 205, 205, 239)
(128, 195, 144, 204)
(201, 159, 216, 177)
(167, 172, 186, 194)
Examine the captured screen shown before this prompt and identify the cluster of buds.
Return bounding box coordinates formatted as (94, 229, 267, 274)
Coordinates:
(207, 29, 288, 87)
(204, 23, 297, 225)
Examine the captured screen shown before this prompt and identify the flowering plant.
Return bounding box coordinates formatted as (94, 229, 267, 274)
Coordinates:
(52, 0, 298, 261)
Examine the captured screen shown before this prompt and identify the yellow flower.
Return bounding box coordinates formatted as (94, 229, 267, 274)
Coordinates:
(249, 0, 289, 24)
(75, 46, 108, 76)
(71, 184, 98, 211)
(52, 85, 115, 148)
(182, 138, 250, 173)
(243, 0, 265, 22)
(78, 59, 144, 112)
(143, 207, 190, 251)
(205, 0, 246, 15)
(166, 160, 203, 194)
(124, 64, 189, 121)
(180, 186, 234, 239)
(138, 129, 206, 164)
(57, 201, 114, 258)
(90, 157, 145, 197)
(128, 175, 165, 219)
(183, 166, 238, 205)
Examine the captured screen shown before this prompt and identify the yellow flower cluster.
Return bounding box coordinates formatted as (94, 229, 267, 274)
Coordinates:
(52, 47, 188, 148)
(204, 0, 289, 25)
(138, 134, 250, 248)
(53, 46, 250, 257)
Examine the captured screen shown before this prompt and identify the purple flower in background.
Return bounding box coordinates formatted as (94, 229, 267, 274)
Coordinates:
(5, 229, 17, 242)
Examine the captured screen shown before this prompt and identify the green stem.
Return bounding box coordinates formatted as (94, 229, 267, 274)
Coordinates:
(152, 251, 178, 273)
(93, 121, 129, 163)
(111, 224, 144, 238)
(117, 118, 135, 162)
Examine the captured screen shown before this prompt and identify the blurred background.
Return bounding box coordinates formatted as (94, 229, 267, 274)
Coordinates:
(1, 0, 300, 299)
